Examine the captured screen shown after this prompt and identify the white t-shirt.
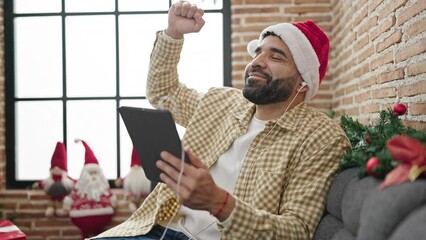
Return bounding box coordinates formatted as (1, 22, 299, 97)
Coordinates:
(177, 116, 266, 240)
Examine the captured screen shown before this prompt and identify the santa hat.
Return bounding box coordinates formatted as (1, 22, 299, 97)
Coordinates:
(75, 139, 101, 172)
(50, 142, 67, 171)
(247, 20, 329, 100)
(131, 148, 142, 167)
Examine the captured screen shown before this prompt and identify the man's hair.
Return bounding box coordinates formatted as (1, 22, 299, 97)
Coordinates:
(261, 31, 279, 40)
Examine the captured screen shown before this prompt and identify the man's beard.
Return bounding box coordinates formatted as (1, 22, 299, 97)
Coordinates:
(76, 170, 109, 202)
(243, 66, 297, 105)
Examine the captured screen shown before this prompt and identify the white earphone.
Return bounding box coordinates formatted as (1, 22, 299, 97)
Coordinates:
(298, 82, 307, 91)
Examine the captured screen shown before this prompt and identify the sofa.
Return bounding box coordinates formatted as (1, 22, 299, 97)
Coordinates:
(314, 167, 426, 240)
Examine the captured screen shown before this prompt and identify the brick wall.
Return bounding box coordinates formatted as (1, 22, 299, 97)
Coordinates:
(329, 0, 426, 127)
(0, 0, 425, 238)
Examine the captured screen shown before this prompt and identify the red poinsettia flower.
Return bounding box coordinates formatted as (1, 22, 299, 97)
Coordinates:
(380, 135, 426, 189)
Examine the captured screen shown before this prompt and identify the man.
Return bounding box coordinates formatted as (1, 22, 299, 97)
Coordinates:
(64, 140, 117, 239)
(93, 1, 350, 239)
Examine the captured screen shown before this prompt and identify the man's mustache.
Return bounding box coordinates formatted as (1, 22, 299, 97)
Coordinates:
(246, 66, 272, 83)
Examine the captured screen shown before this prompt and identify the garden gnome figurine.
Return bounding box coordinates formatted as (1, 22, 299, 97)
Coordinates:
(115, 148, 151, 211)
(32, 142, 75, 217)
(63, 139, 116, 239)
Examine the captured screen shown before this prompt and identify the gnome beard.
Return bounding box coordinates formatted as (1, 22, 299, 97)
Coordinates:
(123, 166, 151, 199)
(122, 166, 151, 211)
(76, 167, 110, 202)
(44, 170, 75, 198)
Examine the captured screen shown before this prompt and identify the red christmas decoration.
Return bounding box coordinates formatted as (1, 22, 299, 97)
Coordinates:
(365, 135, 372, 144)
(366, 157, 380, 176)
(380, 135, 426, 189)
(393, 103, 407, 116)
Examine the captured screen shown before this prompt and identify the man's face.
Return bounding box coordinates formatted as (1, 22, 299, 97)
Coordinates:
(243, 36, 301, 105)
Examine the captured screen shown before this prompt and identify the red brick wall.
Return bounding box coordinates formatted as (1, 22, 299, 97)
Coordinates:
(329, 0, 426, 128)
(0, 0, 425, 238)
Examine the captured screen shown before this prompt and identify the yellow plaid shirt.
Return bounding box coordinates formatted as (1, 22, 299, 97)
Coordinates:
(93, 31, 350, 240)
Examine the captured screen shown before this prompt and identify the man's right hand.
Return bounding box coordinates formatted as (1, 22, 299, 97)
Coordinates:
(166, 1, 205, 39)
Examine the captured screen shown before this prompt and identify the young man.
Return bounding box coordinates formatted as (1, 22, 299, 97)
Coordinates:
(93, 1, 350, 239)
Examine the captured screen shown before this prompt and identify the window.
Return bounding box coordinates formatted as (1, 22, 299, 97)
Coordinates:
(5, 0, 231, 188)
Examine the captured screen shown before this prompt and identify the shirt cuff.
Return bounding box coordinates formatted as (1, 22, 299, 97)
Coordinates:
(217, 203, 236, 230)
(162, 30, 184, 43)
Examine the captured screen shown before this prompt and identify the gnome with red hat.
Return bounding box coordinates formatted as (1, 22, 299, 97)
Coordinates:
(115, 148, 151, 212)
(63, 139, 116, 239)
(32, 142, 75, 217)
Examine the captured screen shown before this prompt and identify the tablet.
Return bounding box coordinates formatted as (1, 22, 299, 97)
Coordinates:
(119, 106, 189, 182)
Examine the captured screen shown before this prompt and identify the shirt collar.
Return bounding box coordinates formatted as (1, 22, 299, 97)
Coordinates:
(230, 101, 310, 132)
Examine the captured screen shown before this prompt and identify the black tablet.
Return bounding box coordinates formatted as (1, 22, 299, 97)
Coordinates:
(119, 106, 189, 182)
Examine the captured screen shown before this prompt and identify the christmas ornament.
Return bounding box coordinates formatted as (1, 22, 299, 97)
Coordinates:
(365, 135, 372, 144)
(32, 142, 75, 217)
(366, 157, 380, 176)
(380, 135, 426, 189)
(115, 148, 151, 212)
(393, 103, 407, 116)
(63, 139, 116, 239)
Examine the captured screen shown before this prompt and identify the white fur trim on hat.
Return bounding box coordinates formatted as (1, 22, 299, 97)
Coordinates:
(247, 23, 320, 100)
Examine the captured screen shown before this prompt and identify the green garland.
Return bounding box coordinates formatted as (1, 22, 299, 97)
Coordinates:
(339, 108, 426, 178)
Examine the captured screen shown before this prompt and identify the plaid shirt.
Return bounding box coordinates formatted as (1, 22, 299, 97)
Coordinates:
(93, 31, 350, 240)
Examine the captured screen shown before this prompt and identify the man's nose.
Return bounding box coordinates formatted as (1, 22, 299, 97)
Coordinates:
(250, 54, 267, 69)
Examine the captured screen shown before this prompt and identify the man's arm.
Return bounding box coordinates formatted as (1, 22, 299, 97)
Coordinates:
(146, 1, 205, 127)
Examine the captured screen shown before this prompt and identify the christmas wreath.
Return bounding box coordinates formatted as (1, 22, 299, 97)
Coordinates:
(339, 103, 426, 189)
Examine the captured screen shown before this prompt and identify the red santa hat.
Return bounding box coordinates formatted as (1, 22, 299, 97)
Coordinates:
(50, 142, 67, 171)
(75, 139, 101, 172)
(247, 20, 329, 100)
(131, 148, 142, 167)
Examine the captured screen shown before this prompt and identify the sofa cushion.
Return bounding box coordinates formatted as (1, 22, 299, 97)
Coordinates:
(388, 204, 426, 240)
(357, 179, 426, 240)
(330, 228, 355, 240)
(313, 214, 343, 240)
(341, 176, 380, 235)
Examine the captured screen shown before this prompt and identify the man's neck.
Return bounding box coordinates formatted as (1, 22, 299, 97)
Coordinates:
(254, 97, 304, 121)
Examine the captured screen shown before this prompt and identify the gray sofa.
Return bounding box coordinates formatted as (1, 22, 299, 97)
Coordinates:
(314, 167, 426, 240)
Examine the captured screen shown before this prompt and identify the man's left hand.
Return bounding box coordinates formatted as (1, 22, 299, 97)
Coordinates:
(156, 148, 231, 219)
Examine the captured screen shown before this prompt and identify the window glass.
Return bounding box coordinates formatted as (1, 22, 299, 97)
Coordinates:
(16, 101, 63, 180)
(66, 15, 116, 97)
(66, 100, 117, 179)
(14, 0, 61, 13)
(171, 0, 223, 10)
(6, 0, 228, 185)
(179, 13, 223, 92)
(15, 17, 63, 98)
(118, 0, 169, 11)
(119, 14, 167, 97)
(65, 0, 115, 12)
